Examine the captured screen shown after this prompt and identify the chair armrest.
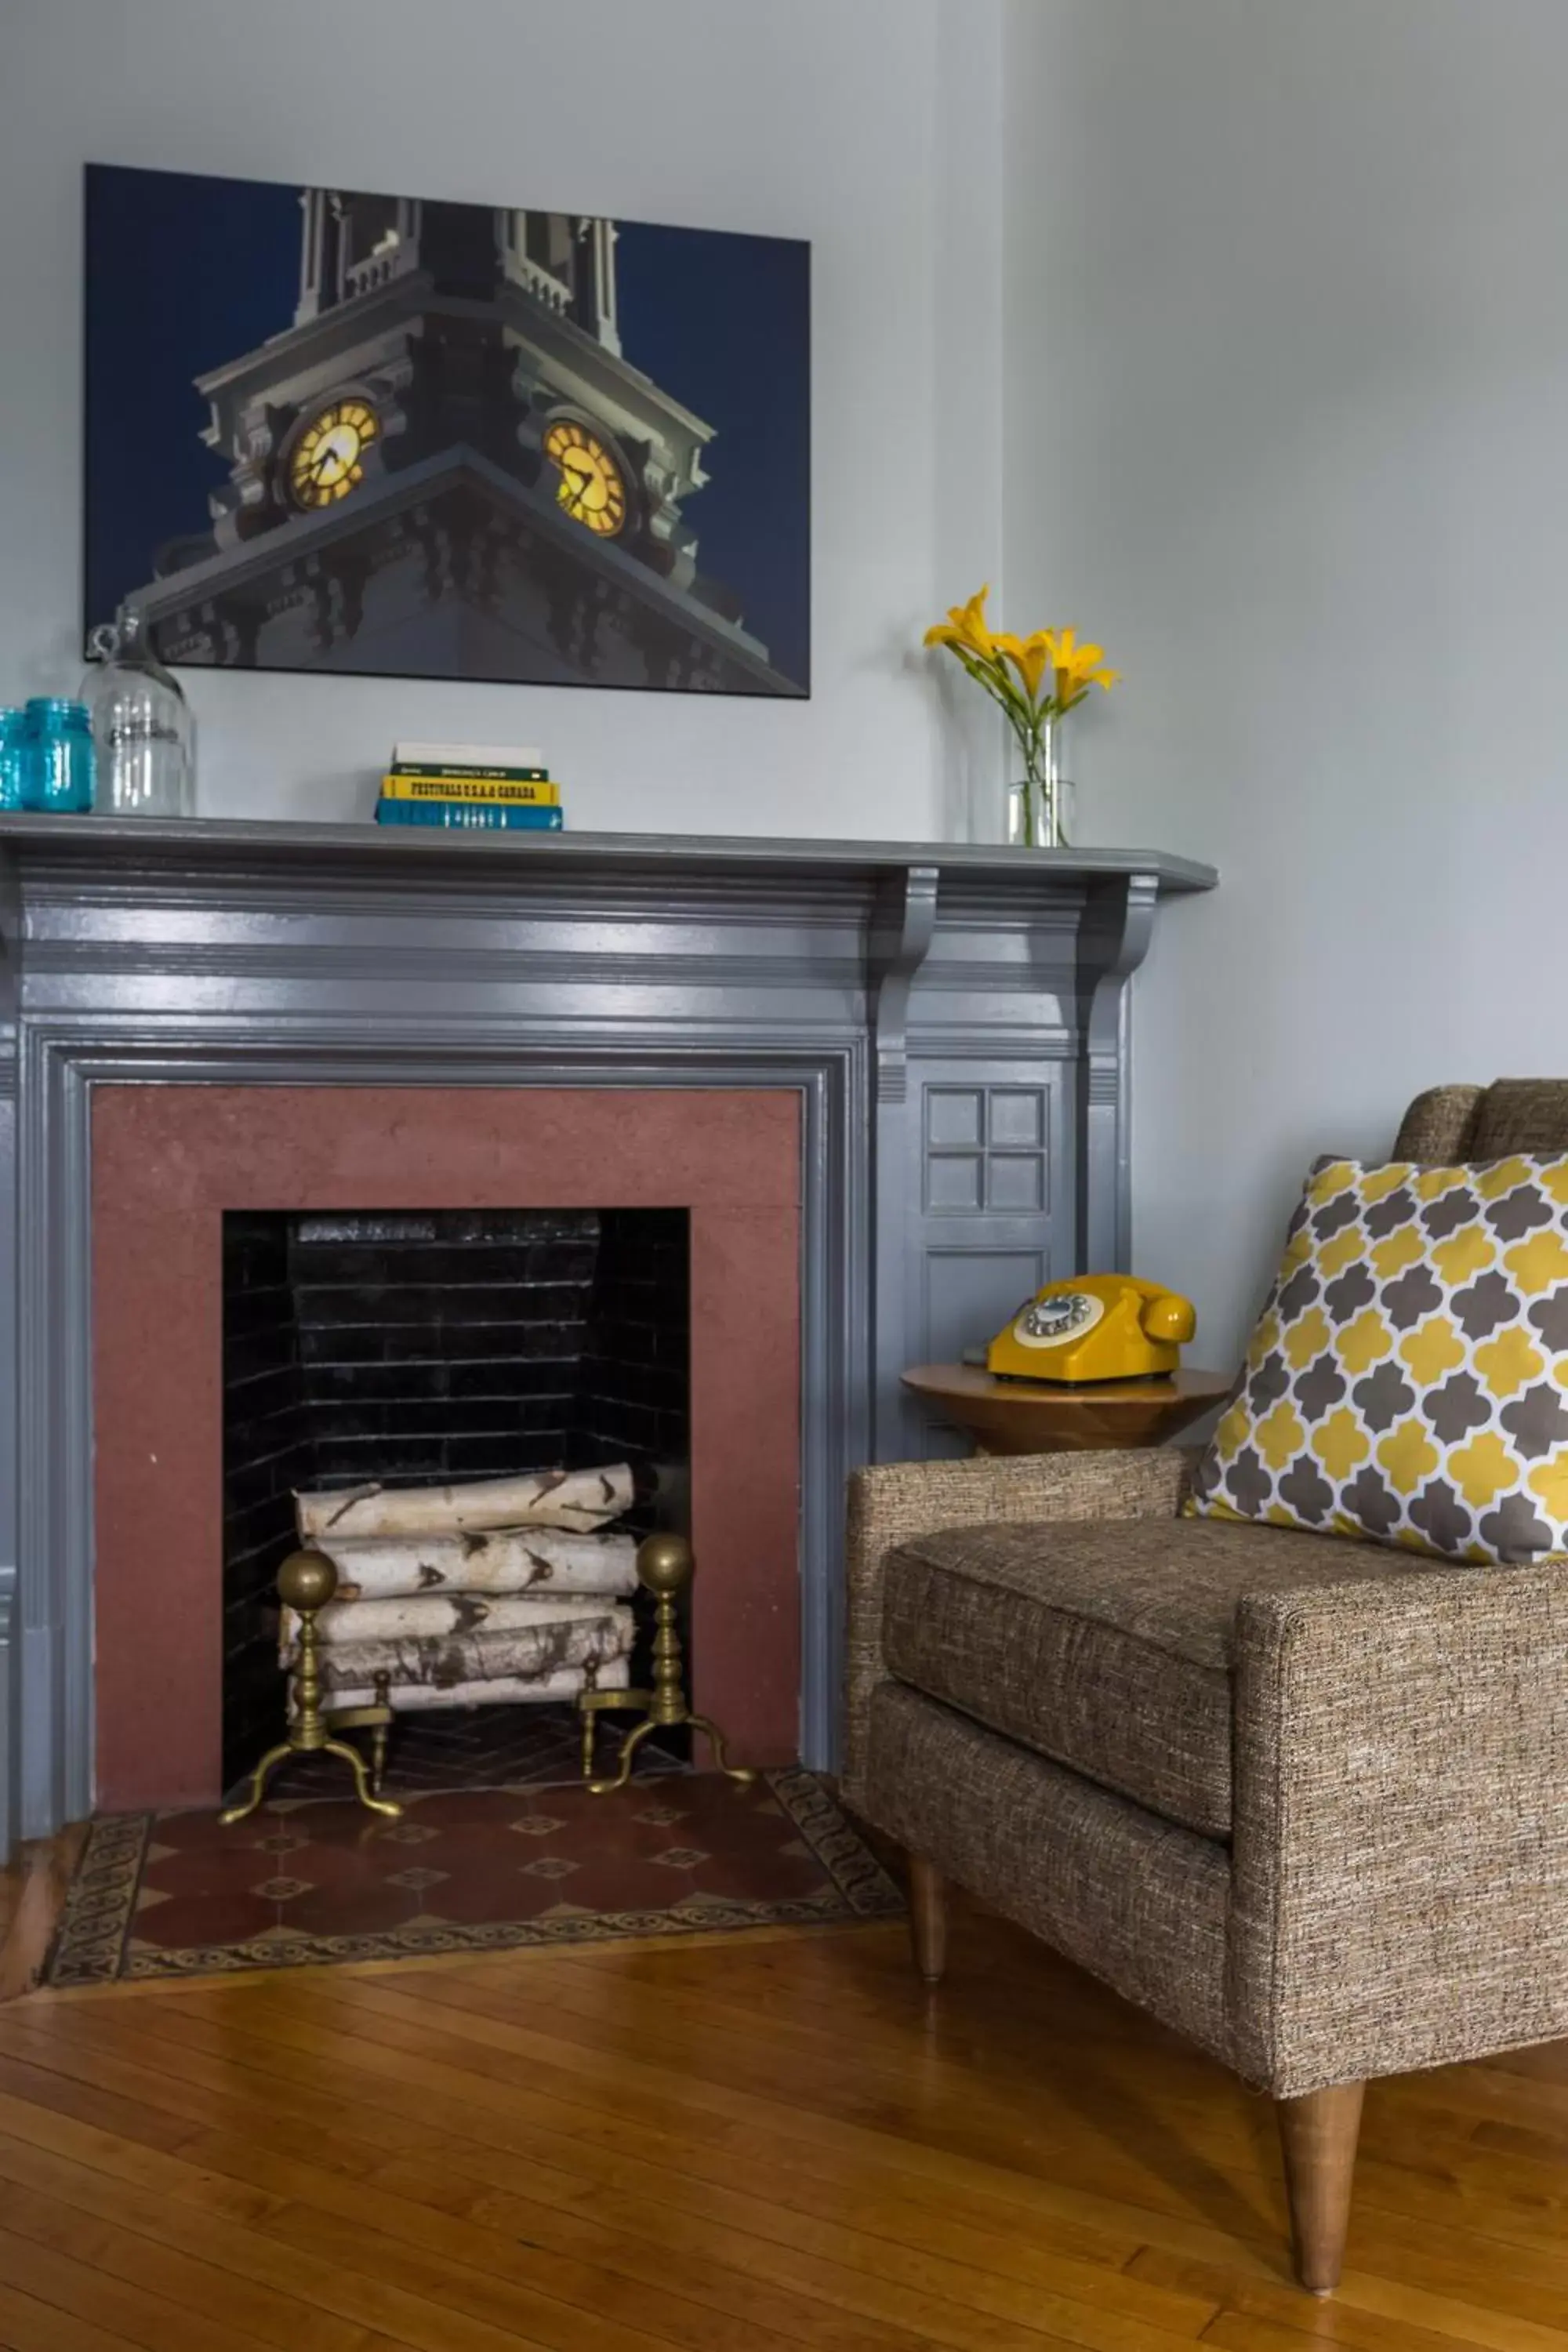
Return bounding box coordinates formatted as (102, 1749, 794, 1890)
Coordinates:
(1231, 1557, 1568, 2097)
(841, 1444, 1194, 1803)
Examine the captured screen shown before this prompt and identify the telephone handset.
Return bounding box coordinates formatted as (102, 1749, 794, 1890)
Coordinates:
(985, 1274, 1196, 1385)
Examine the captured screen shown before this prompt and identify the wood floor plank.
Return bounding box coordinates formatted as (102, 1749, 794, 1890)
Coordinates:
(0, 1828, 86, 2006)
(37, 1987, 1214, 2335)
(0, 2133, 418, 2352)
(0, 2114, 564, 2352)
(0, 2281, 144, 2352)
(264, 1965, 1289, 2247)
(1, 2037, 1198, 2352)
(1128, 2249, 1499, 2352)
(5, 1908, 1568, 2352)
(3, 2004, 1094, 2352)
(0, 2176, 415, 2352)
(143, 1966, 1287, 2274)
(0, 2219, 281, 2352)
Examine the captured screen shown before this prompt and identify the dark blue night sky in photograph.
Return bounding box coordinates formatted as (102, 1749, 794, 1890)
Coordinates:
(82, 165, 810, 688)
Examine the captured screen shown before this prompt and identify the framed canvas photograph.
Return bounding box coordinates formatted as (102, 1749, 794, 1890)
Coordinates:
(83, 164, 810, 697)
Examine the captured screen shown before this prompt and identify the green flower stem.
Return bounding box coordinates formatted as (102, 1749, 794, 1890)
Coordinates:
(938, 641, 1084, 848)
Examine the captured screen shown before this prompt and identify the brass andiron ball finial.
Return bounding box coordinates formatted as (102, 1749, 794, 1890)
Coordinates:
(576, 1531, 757, 1794)
(220, 1548, 402, 1826)
(277, 1547, 338, 1616)
(636, 1530, 695, 1594)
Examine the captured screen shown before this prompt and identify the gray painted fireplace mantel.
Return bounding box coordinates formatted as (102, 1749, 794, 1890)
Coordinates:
(0, 813, 1215, 1854)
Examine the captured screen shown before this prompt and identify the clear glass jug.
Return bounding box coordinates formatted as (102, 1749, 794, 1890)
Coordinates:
(81, 609, 195, 817)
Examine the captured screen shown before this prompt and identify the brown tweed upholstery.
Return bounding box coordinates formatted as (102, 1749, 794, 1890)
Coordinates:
(883, 1517, 1427, 1838)
(862, 1681, 1233, 2064)
(1468, 1079, 1568, 1154)
(1230, 1556, 1568, 2094)
(1390, 1084, 1483, 1160)
(844, 1080, 1568, 2111)
(843, 1445, 1194, 1801)
(1387, 1078, 1568, 1161)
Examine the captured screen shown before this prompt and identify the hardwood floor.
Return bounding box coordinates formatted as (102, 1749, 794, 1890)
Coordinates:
(0, 1828, 85, 2005)
(0, 1899, 1563, 2349)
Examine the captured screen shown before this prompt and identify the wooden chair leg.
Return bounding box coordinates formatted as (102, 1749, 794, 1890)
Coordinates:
(1276, 2081, 1364, 2295)
(907, 1853, 948, 1986)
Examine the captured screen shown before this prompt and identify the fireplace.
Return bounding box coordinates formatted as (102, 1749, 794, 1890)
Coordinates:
(222, 1206, 690, 1793)
(0, 815, 1214, 1850)
(93, 1083, 798, 1812)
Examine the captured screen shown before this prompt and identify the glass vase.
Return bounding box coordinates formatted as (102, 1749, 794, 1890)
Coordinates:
(81, 608, 195, 818)
(1004, 714, 1075, 848)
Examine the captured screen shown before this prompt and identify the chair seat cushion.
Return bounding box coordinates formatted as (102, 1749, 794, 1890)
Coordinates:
(882, 1515, 1411, 1837)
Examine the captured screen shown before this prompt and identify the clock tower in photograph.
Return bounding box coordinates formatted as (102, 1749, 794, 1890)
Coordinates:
(128, 192, 800, 694)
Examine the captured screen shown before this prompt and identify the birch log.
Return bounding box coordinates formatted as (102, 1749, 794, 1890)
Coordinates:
(304, 1610, 633, 1696)
(296, 1464, 634, 1541)
(308, 1529, 637, 1602)
(281, 1592, 626, 1652)
(323, 1660, 630, 1714)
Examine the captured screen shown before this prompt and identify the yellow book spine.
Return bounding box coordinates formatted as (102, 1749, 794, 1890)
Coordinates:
(380, 775, 561, 805)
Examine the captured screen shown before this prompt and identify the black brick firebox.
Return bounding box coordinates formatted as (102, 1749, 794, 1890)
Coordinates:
(221, 1207, 689, 1788)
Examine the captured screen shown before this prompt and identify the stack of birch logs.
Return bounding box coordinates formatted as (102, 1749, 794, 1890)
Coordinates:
(284, 1465, 638, 1715)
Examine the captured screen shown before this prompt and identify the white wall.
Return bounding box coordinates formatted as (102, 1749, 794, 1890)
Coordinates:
(0, 0, 1005, 838)
(1004, 0, 1568, 1361)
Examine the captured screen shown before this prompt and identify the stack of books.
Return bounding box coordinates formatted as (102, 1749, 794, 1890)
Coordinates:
(375, 742, 564, 832)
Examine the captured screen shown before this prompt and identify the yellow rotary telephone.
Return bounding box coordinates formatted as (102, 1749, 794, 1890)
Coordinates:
(986, 1274, 1196, 1385)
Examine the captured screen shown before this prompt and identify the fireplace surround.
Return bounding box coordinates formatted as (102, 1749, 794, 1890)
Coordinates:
(0, 815, 1214, 1851)
(95, 1081, 793, 1810)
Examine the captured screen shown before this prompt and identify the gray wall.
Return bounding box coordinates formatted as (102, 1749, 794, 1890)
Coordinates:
(0, 0, 1007, 841)
(1003, 0, 1568, 1362)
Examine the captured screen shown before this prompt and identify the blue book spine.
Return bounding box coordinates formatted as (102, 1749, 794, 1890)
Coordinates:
(375, 798, 564, 831)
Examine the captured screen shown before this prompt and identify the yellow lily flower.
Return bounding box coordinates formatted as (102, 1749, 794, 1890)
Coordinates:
(923, 585, 996, 662)
(1050, 626, 1120, 700)
(996, 630, 1054, 702)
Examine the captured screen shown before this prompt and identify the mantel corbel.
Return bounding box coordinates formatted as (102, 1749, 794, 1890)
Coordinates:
(869, 863, 940, 1106)
(1075, 869, 1162, 1272)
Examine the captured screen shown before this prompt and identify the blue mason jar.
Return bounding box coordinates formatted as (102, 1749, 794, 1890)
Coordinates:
(23, 699, 96, 812)
(0, 706, 26, 811)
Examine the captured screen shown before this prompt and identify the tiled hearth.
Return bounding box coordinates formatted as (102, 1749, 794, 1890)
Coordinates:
(45, 1769, 903, 1985)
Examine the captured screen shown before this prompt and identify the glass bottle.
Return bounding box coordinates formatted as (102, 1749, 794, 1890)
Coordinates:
(0, 707, 26, 811)
(81, 609, 194, 817)
(22, 699, 96, 812)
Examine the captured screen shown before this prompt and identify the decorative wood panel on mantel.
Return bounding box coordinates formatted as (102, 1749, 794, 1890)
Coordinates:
(0, 814, 1215, 1851)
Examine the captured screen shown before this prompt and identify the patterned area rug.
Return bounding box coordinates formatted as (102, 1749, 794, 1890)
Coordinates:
(45, 1769, 902, 1987)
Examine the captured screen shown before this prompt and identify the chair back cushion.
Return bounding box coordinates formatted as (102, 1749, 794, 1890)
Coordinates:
(1392, 1081, 1568, 1162)
(1469, 1081, 1568, 1156)
(1189, 1153, 1568, 1564)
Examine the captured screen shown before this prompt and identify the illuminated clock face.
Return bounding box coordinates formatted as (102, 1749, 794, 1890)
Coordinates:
(288, 398, 379, 510)
(544, 419, 627, 538)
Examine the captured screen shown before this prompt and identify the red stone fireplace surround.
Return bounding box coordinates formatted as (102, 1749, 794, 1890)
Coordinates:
(92, 1086, 801, 1813)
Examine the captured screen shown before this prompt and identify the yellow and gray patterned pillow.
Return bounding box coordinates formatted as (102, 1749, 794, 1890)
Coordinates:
(1188, 1155, 1568, 1563)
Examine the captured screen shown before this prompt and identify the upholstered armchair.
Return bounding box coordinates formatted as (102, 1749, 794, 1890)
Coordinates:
(843, 1080, 1568, 2294)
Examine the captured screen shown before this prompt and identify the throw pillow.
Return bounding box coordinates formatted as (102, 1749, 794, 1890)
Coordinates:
(1188, 1154, 1568, 1563)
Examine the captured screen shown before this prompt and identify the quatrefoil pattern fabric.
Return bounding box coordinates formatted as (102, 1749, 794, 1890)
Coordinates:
(1188, 1156, 1568, 1564)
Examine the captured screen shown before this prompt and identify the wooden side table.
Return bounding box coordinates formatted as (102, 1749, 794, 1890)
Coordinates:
(902, 1363, 1234, 1455)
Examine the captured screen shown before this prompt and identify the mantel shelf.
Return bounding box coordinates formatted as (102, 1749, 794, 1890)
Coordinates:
(0, 812, 1216, 896)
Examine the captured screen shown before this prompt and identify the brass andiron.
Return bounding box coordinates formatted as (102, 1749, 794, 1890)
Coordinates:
(220, 1551, 403, 1825)
(328, 1669, 395, 1799)
(578, 1532, 757, 1795)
